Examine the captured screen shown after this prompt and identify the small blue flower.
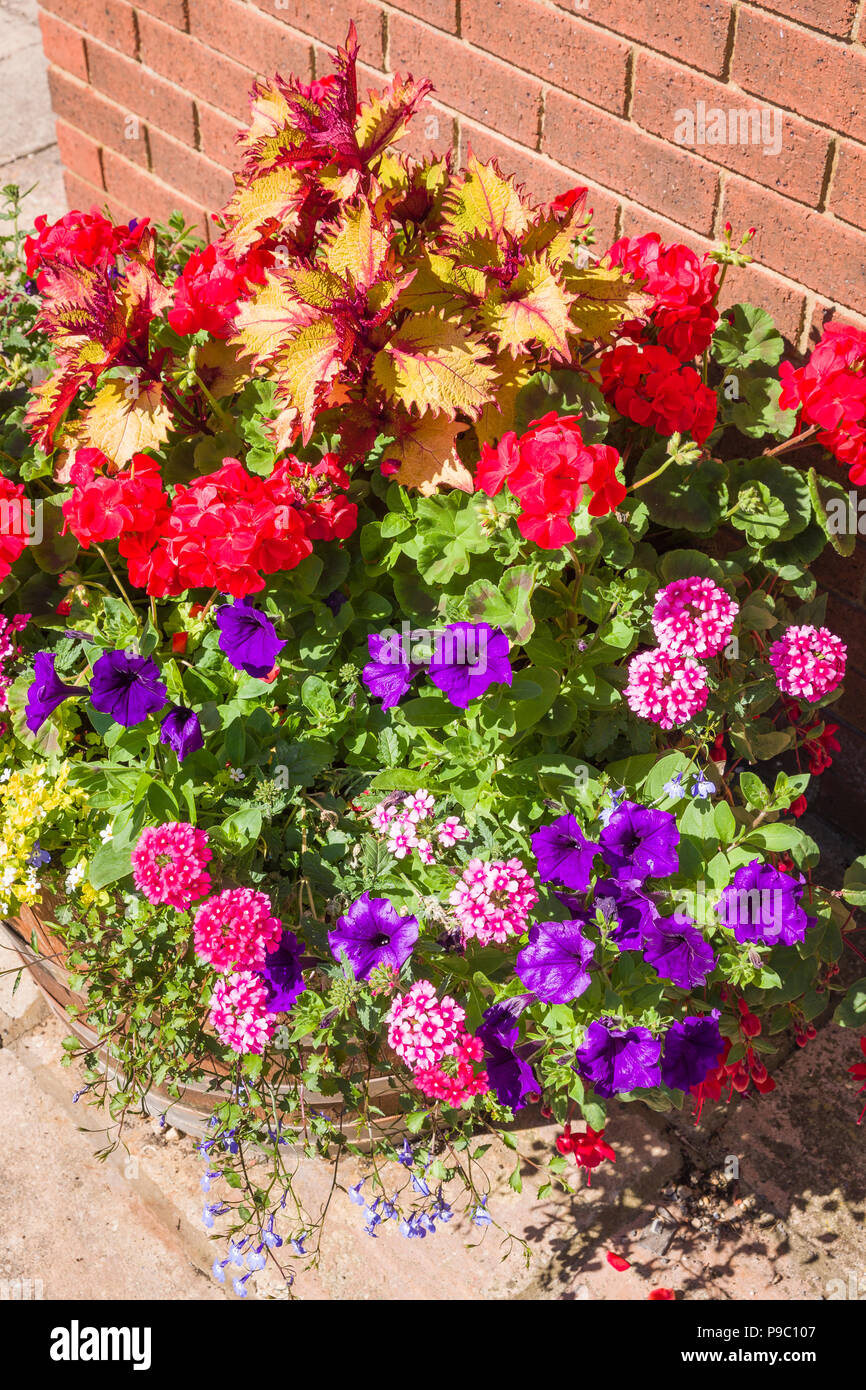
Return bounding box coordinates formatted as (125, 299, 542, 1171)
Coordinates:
(200, 1170, 220, 1193)
(212, 1258, 228, 1284)
(348, 1180, 366, 1206)
(397, 1138, 414, 1168)
(232, 1274, 252, 1298)
(291, 1237, 306, 1256)
(691, 771, 715, 800)
(247, 1248, 267, 1272)
(662, 772, 686, 801)
(599, 786, 626, 827)
(410, 1173, 431, 1197)
(471, 1196, 492, 1228)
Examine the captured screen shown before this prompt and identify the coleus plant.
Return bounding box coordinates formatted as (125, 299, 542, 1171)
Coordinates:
(0, 27, 864, 1291)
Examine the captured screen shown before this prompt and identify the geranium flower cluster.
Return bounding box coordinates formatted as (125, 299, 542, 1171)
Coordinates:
(0, 474, 31, 582)
(369, 789, 468, 866)
(449, 857, 538, 945)
(607, 233, 719, 361)
(131, 821, 212, 910)
(768, 624, 846, 701)
(0, 611, 29, 729)
(62, 450, 357, 599)
(387, 981, 489, 1108)
(625, 576, 737, 729)
(599, 342, 717, 445)
(168, 241, 271, 339)
(23, 206, 148, 284)
(475, 411, 627, 547)
(779, 322, 866, 483)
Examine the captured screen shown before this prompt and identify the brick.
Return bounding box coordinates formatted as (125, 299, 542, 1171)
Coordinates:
(101, 146, 211, 236)
(722, 174, 866, 313)
(746, 0, 858, 38)
(189, 0, 313, 81)
(87, 40, 197, 145)
(38, 10, 88, 83)
(47, 66, 150, 168)
(247, 0, 385, 65)
(383, 0, 457, 32)
(828, 592, 866, 673)
(388, 12, 542, 144)
(39, 0, 138, 58)
(147, 128, 234, 210)
(461, 0, 629, 114)
(828, 139, 866, 230)
(134, 0, 190, 28)
(616, 201, 808, 342)
(63, 168, 108, 216)
(197, 102, 243, 170)
(459, 116, 620, 245)
(631, 50, 831, 207)
(733, 7, 866, 143)
(54, 118, 103, 190)
(396, 99, 457, 162)
(809, 297, 866, 344)
(137, 12, 254, 119)
(543, 88, 719, 234)
(550, 0, 732, 77)
(814, 537, 866, 604)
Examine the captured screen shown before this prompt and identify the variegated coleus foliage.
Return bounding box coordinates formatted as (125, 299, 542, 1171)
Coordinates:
(25, 23, 646, 494)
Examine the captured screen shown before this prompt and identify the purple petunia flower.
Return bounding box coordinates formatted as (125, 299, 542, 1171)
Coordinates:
(215, 599, 285, 678)
(575, 1018, 662, 1099)
(362, 632, 423, 710)
(427, 622, 512, 709)
(661, 1012, 725, 1093)
(159, 704, 204, 762)
(595, 880, 659, 951)
(715, 859, 811, 947)
(90, 649, 168, 727)
(516, 920, 595, 1003)
(477, 999, 538, 1111)
(259, 929, 306, 1013)
(599, 800, 680, 881)
(532, 813, 599, 890)
(328, 892, 419, 980)
(24, 652, 83, 734)
(641, 915, 716, 989)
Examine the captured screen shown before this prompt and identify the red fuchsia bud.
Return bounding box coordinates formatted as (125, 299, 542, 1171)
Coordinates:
(737, 997, 750, 1016)
(753, 1073, 776, 1095)
(789, 794, 808, 818)
(741, 1013, 762, 1038)
(730, 1067, 750, 1093)
(56, 600, 72, 617)
(172, 631, 188, 655)
(525, 1091, 541, 1105)
(750, 1060, 768, 1083)
(556, 1126, 574, 1155)
(806, 1024, 817, 1039)
(540, 1103, 553, 1119)
(796, 1034, 808, 1047)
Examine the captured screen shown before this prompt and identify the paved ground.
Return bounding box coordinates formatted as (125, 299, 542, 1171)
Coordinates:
(0, 0, 65, 227)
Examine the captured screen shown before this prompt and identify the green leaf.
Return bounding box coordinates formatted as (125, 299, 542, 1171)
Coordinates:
(711, 303, 785, 370)
(843, 855, 866, 907)
(465, 565, 535, 642)
(301, 675, 336, 722)
(834, 978, 866, 1029)
(87, 839, 133, 890)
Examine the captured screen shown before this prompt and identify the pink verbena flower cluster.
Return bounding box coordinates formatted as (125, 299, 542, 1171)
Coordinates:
(651, 577, 738, 658)
(769, 625, 847, 701)
(624, 651, 709, 730)
(131, 821, 212, 909)
(209, 970, 275, 1054)
(626, 577, 740, 729)
(387, 981, 489, 1107)
(370, 789, 468, 867)
(193, 886, 282, 972)
(449, 857, 538, 945)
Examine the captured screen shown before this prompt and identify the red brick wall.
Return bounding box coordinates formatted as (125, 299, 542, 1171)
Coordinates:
(35, 0, 866, 831)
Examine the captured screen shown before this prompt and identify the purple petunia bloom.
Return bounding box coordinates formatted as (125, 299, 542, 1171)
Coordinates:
(215, 599, 285, 678)
(362, 632, 423, 710)
(516, 920, 596, 1003)
(532, 813, 599, 890)
(159, 705, 204, 762)
(90, 649, 168, 727)
(641, 915, 716, 989)
(328, 892, 419, 980)
(477, 999, 538, 1111)
(427, 622, 512, 709)
(24, 652, 82, 734)
(575, 1018, 662, 1099)
(260, 930, 306, 1013)
(661, 1012, 725, 1093)
(599, 800, 680, 881)
(595, 881, 659, 951)
(715, 859, 811, 947)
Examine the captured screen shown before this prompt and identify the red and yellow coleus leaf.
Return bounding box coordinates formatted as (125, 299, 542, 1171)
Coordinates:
(388, 410, 474, 494)
(76, 379, 173, 465)
(222, 168, 306, 256)
(231, 266, 342, 367)
(372, 312, 497, 421)
(474, 353, 534, 449)
(479, 256, 576, 359)
(355, 72, 435, 159)
(323, 202, 392, 291)
(273, 316, 356, 443)
(441, 152, 531, 246)
(563, 264, 653, 346)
